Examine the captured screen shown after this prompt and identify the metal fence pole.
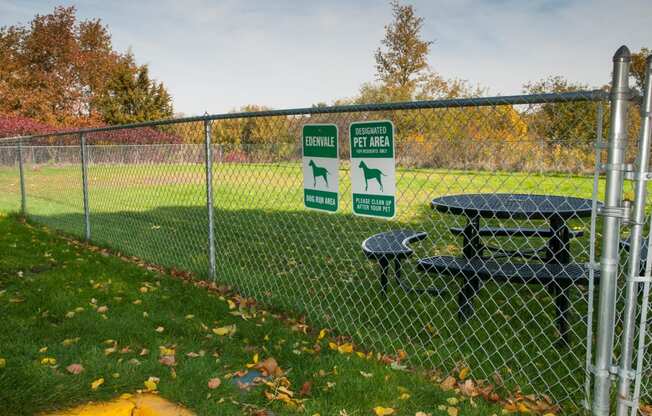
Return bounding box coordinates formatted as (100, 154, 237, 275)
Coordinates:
(80, 133, 91, 241)
(204, 119, 216, 280)
(616, 54, 652, 416)
(593, 45, 631, 416)
(17, 139, 26, 215)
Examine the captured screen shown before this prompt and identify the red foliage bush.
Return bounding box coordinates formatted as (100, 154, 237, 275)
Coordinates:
(0, 115, 55, 138)
(0, 114, 183, 145)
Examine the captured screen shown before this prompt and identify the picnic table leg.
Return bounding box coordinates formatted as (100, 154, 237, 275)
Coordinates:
(458, 215, 482, 320)
(547, 214, 571, 346)
(379, 256, 390, 296)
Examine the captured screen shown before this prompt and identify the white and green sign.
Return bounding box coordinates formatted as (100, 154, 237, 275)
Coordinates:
(302, 124, 339, 213)
(349, 120, 395, 219)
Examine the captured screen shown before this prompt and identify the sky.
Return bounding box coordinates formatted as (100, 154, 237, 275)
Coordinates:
(1, 0, 651, 116)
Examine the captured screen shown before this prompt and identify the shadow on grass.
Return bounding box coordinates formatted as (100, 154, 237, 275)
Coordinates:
(30, 204, 594, 406)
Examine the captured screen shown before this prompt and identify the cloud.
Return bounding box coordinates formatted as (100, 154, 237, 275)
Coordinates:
(1, 0, 651, 115)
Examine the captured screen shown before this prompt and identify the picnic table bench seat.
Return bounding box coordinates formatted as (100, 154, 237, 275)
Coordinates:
(362, 229, 427, 261)
(362, 230, 444, 296)
(416, 255, 589, 285)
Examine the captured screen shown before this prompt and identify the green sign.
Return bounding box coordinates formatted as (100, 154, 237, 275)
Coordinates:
(350, 120, 395, 218)
(302, 124, 339, 213)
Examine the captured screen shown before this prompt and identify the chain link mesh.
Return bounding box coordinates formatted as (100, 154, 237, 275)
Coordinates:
(2, 91, 650, 412)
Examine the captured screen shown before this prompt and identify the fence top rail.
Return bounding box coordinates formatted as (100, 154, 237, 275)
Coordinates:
(0, 90, 609, 144)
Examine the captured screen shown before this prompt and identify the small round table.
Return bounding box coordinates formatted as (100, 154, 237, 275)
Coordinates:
(430, 193, 595, 345)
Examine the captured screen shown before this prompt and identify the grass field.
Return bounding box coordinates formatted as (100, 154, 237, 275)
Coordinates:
(0, 154, 617, 410)
(0, 213, 512, 415)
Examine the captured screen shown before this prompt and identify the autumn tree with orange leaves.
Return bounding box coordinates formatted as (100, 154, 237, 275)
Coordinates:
(0, 6, 172, 127)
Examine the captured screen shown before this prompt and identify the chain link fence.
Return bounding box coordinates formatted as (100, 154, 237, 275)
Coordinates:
(0, 84, 649, 413)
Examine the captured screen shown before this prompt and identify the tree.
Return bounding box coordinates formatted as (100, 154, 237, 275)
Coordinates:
(0, 6, 173, 127)
(630, 47, 651, 91)
(374, 0, 432, 91)
(97, 55, 173, 125)
(522, 76, 600, 147)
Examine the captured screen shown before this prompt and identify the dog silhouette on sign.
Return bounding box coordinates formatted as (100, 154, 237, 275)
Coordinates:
(358, 160, 386, 191)
(308, 159, 330, 188)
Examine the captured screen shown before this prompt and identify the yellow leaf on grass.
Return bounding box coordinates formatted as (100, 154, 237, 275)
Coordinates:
(90, 378, 104, 390)
(318, 329, 327, 340)
(447, 398, 459, 405)
(459, 367, 470, 380)
(62, 337, 80, 346)
(373, 407, 395, 415)
(0, 358, 5, 368)
(246, 353, 260, 368)
(447, 407, 459, 416)
(159, 347, 175, 356)
(399, 393, 411, 400)
(144, 376, 158, 391)
(212, 325, 236, 336)
(39, 347, 48, 353)
(40, 357, 56, 365)
(227, 299, 236, 309)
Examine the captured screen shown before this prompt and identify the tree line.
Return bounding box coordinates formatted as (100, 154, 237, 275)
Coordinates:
(0, 1, 649, 171)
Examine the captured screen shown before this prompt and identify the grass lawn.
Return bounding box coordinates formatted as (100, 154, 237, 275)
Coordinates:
(0, 213, 510, 415)
(1, 153, 637, 411)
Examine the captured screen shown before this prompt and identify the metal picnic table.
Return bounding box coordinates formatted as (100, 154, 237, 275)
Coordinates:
(420, 193, 595, 345)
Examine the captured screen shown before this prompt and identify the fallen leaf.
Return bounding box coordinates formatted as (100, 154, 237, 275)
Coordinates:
(40, 357, 56, 366)
(360, 371, 373, 378)
(299, 381, 312, 397)
(139, 348, 150, 356)
(159, 346, 175, 356)
(373, 406, 395, 415)
(96, 305, 108, 313)
(447, 398, 459, 405)
(66, 363, 84, 374)
(62, 337, 80, 347)
(155, 326, 164, 333)
(0, 358, 5, 368)
(212, 325, 236, 336)
(447, 407, 459, 416)
(186, 352, 200, 358)
(460, 379, 479, 397)
(159, 355, 176, 366)
(208, 377, 221, 389)
(256, 357, 283, 377)
(246, 353, 259, 368)
(459, 367, 470, 380)
(440, 376, 457, 391)
(399, 393, 411, 400)
(144, 376, 158, 391)
(91, 378, 104, 390)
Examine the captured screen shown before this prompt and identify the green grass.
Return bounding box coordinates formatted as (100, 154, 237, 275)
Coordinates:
(0, 213, 507, 415)
(0, 159, 625, 411)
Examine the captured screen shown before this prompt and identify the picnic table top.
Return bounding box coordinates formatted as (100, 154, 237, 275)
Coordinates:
(430, 193, 595, 220)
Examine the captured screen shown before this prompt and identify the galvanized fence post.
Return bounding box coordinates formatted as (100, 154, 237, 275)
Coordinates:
(17, 139, 26, 215)
(592, 45, 632, 416)
(204, 119, 217, 280)
(616, 54, 652, 416)
(80, 133, 91, 241)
